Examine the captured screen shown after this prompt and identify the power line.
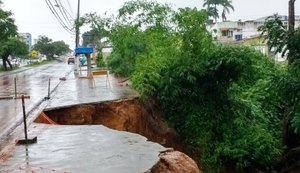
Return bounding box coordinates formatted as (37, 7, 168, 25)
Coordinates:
(45, 0, 74, 35)
(64, 0, 74, 17)
(47, 0, 73, 31)
(59, 0, 75, 21)
(55, 0, 74, 28)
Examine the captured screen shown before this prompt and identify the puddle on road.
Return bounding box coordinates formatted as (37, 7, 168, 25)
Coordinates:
(35, 98, 183, 150)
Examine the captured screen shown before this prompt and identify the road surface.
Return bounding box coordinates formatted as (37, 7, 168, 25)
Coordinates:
(0, 61, 73, 140)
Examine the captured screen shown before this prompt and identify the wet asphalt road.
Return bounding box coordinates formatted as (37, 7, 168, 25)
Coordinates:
(0, 61, 73, 139)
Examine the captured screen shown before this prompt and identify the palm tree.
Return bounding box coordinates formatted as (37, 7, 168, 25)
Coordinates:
(203, 0, 234, 22)
(221, 0, 234, 22)
(203, 0, 219, 22)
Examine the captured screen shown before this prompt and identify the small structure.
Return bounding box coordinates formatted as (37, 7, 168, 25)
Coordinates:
(75, 47, 94, 78)
(92, 70, 111, 88)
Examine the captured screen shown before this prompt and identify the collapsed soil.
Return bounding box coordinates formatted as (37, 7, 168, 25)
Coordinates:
(38, 98, 184, 151)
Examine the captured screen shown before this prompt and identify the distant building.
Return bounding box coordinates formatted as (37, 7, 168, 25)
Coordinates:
(19, 33, 32, 50)
(207, 15, 300, 62)
(208, 15, 300, 43)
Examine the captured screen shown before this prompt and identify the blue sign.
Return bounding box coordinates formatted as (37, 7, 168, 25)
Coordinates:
(75, 47, 94, 55)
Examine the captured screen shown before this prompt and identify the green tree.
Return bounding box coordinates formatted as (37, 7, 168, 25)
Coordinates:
(33, 36, 54, 59)
(129, 4, 282, 173)
(258, 3, 300, 171)
(0, 1, 21, 70)
(52, 41, 70, 56)
(81, 13, 110, 48)
(258, 15, 296, 64)
(107, 0, 174, 76)
(0, 1, 17, 42)
(80, 13, 111, 67)
(0, 37, 28, 69)
(33, 36, 70, 59)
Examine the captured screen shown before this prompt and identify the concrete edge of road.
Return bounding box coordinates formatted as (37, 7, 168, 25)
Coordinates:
(0, 67, 74, 142)
(0, 59, 65, 77)
(0, 67, 33, 77)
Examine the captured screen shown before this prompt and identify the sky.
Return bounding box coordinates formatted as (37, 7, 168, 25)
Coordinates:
(2, 0, 300, 49)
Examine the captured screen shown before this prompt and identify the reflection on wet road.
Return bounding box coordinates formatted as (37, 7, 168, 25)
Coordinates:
(0, 62, 73, 139)
(0, 124, 165, 173)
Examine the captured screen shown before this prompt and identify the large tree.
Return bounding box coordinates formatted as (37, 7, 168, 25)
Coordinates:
(0, 0, 19, 70)
(0, 37, 28, 70)
(258, 1, 300, 172)
(52, 41, 70, 56)
(33, 36, 70, 59)
(108, 0, 174, 76)
(80, 13, 111, 67)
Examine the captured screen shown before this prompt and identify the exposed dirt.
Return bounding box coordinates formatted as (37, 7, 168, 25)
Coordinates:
(39, 98, 184, 151)
(36, 98, 202, 172)
(150, 149, 201, 173)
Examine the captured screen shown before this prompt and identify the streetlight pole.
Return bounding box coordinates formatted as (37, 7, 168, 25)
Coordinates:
(74, 0, 80, 74)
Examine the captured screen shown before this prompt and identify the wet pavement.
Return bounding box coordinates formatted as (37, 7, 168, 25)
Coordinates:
(0, 124, 165, 173)
(0, 61, 73, 141)
(45, 67, 139, 111)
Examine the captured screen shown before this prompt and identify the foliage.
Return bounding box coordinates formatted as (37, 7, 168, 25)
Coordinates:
(33, 36, 70, 59)
(108, 1, 289, 173)
(108, 25, 146, 76)
(107, 0, 175, 77)
(142, 45, 283, 172)
(51, 41, 70, 56)
(117, 0, 173, 28)
(259, 13, 300, 157)
(276, 61, 300, 138)
(130, 5, 283, 171)
(0, 1, 17, 43)
(81, 13, 111, 50)
(0, 1, 23, 57)
(0, 37, 29, 58)
(33, 36, 54, 59)
(258, 14, 300, 64)
(96, 52, 106, 67)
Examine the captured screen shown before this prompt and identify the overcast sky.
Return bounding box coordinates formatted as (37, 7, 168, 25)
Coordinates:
(2, 0, 300, 49)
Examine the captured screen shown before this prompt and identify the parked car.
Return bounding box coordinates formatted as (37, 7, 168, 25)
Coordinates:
(67, 57, 75, 64)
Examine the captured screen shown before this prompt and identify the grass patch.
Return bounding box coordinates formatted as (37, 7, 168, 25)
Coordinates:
(0, 66, 20, 72)
(25, 60, 53, 67)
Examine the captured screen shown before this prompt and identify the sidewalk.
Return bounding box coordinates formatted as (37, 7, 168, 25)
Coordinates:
(45, 67, 139, 111)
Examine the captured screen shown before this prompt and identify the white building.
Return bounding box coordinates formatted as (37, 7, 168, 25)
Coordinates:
(208, 15, 300, 43)
(207, 15, 300, 62)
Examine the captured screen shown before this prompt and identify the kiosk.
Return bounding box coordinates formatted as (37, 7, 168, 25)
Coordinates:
(75, 47, 94, 77)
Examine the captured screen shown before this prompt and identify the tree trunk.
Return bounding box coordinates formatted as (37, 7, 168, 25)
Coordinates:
(2, 55, 12, 70)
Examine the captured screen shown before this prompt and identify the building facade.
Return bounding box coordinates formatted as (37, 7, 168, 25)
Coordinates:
(209, 15, 300, 43)
(207, 15, 300, 62)
(19, 33, 32, 50)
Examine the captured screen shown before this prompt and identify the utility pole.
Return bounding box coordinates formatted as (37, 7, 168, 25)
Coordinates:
(288, 0, 296, 31)
(74, 0, 81, 74)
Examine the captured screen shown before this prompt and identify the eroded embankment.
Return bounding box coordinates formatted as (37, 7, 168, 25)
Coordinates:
(35, 98, 202, 173)
(36, 98, 184, 152)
